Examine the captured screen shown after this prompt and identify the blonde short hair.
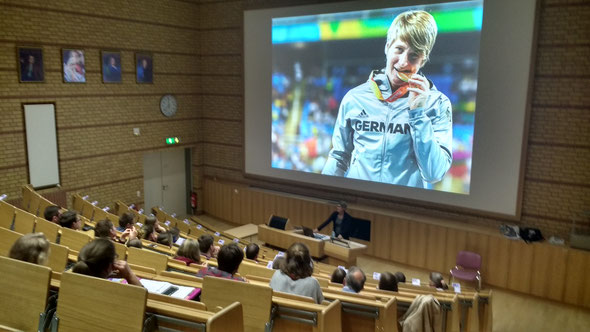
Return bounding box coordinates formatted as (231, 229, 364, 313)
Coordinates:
(9, 233, 50, 265)
(176, 238, 201, 263)
(385, 10, 438, 64)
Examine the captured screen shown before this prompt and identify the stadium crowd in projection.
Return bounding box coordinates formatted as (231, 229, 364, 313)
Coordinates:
(271, 1, 482, 194)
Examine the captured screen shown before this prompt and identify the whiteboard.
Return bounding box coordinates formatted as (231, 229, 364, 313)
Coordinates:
(24, 103, 60, 188)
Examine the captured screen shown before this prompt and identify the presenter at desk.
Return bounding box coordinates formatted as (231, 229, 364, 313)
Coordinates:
(314, 201, 353, 240)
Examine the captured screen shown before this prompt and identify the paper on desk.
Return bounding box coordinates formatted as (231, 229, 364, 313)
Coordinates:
(169, 285, 195, 299)
(140, 279, 172, 293)
(140, 279, 195, 299)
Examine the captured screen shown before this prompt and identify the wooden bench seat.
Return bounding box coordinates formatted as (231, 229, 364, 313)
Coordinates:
(0, 256, 52, 332)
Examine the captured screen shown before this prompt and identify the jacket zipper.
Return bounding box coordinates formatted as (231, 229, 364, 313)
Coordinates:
(380, 103, 390, 182)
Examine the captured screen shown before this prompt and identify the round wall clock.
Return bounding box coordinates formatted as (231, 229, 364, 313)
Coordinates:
(160, 94, 178, 117)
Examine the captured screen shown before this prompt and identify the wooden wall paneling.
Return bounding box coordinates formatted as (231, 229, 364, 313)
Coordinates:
(372, 214, 391, 260)
(212, 182, 223, 220)
(466, 233, 490, 279)
(288, 197, 302, 226)
(247, 189, 256, 224)
(203, 180, 212, 213)
(390, 218, 409, 264)
(310, 201, 323, 228)
(444, 228, 467, 272)
(210, 181, 218, 216)
(212, 181, 222, 219)
(269, 194, 279, 221)
(231, 186, 242, 225)
(506, 241, 534, 294)
(425, 225, 447, 273)
(583, 255, 590, 310)
(275, 195, 286, 224)
(563, 249, 590, 307)
(273, 195, 285, 222)
(485, 236, 511, 288)
(407, 221, 427, 268)
(297, 199, 308, 227)
(284, 196, 296, 225)
(250, 190, 264, 224)
(270, 196, 292, 221)
(262, 192, 273, 223)
(222, 184, 233, 222)
(209, 180, 218, 218)
(530, 243, 568, 301)
(302, 200, 314, 228)
(259, 191, 270, 225)
(282, 196, 293, 225)
(529, 243, 551, 298)
(239, 187, 252, 224)
(300, 201, 315, 228)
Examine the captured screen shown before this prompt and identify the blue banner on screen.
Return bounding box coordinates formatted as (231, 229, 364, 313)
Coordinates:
(271, 1, 482, 194)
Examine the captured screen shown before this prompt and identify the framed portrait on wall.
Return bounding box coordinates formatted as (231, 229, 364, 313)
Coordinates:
(135, 53, 153, 84)
(101, 51, 122, 83)
(17, 47, 44, 83)
(62, 49, 86, 83)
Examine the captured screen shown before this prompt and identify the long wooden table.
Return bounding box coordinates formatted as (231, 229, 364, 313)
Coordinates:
(258, 224, 367, 266)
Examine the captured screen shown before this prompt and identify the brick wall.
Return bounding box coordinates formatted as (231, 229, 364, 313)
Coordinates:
(0, 0, 204, 211)
(1, 0, 587, 240)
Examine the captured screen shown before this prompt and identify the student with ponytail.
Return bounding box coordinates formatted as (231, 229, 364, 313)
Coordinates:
(72, 238, 141, 286)
(269, 242, 323, 304)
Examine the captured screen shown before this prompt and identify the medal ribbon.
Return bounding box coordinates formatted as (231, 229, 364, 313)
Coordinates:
(369, 70, 408, 103)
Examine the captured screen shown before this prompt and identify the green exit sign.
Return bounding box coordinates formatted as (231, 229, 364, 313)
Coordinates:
(165, 137, 180, 145)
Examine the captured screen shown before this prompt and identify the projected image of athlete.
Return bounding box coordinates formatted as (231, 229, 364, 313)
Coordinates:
(322, 10, 452, 188)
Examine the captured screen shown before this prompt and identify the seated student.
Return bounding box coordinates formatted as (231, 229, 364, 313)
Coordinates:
(245, 243, 260, 262)
(9, 233, 50, 265)
(378, 272, 398, 292)
(156, 232, 173, 247)
(126, 238, 143, 249)
(196, 243, 245, 282)
(272, 256, 285, 270)
(269, 242, 324, 304)
(331, 268, 347, 284)
(141, 225, 158, 242)
(117, 212, 135, 232)
(120, 226, 139, 244)
(96, 219, 137, 244)
(342, 266, 366, 293)
(43, 205, 61, 224)
(146, 215, 166, 233)
(175, 238, 202, 266)
(139, 215, 164, 240)
(198, 234, 220, 259)
(72, 238, 141, 286)
(429, 272, 449, 290)
(395, 271, 406, 283)
(167, 227, 180, 243)
(58, 211, 82, 230)
(94, 219, 117, 241)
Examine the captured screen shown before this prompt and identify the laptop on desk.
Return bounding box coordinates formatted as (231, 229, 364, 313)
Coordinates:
(302, 227, 330, 240)
(302, 227, 314, 238)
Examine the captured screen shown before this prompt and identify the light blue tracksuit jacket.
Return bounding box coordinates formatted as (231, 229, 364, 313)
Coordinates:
(322, 71, 453, 188)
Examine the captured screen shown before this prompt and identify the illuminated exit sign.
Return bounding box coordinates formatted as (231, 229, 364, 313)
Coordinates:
(165, 137, 180, 145)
